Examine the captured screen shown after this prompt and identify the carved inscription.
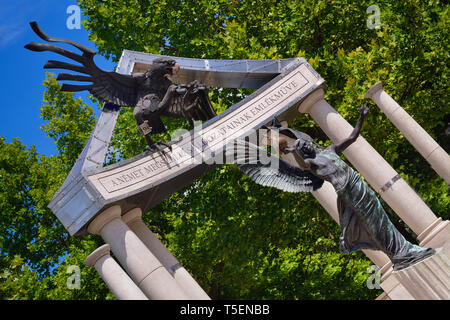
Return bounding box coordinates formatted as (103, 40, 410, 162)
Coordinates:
(89, 64, 320, 198)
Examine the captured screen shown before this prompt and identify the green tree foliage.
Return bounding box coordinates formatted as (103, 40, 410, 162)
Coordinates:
(0, 76, 112, 299)
(1, 0, 448, 299)
(40, 73, 97, 167)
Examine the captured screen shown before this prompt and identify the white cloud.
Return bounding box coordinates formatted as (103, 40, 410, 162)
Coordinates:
(0, 26, 25, 48)
(0, 0, 50, 49)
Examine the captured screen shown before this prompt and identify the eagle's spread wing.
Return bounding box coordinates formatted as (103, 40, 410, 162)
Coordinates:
(25, 22, 138, 107)
(226, 139, 324, 193)
(163, 83, 217, 121)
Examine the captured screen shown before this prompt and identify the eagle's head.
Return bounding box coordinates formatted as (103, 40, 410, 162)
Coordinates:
(148, 57, 180, 78)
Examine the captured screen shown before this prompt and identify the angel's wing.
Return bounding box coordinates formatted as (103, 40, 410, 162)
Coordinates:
(25, 22, 138, 107)
(163, 84, 216, 121)
(225, 139, 324, 193)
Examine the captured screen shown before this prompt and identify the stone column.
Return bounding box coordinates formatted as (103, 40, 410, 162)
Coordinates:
(365, 81, 450, 184)
(87, 205, 188, 300)
(297, 89, 450, 249)
(122, 208, 210, 300)
(84, 244, 148, 300)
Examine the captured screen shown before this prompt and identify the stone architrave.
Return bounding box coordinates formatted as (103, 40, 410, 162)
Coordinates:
(84, 244, 148, 300)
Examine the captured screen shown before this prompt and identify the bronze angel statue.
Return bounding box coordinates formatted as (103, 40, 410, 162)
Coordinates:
(227, 106, 435, 271)
(25, 22, 216, 152)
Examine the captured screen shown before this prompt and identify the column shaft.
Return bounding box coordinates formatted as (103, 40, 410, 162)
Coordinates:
(87, 206, 188, 300)
(84, 244, 148, 300)
(365, 82, 450, 184)
(123, 208, 210, 300)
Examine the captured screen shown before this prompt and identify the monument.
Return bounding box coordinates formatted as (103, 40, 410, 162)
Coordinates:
(25, 21, 449, 300)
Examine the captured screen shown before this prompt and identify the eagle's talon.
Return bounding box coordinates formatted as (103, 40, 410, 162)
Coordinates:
(148, 141, 172, 153)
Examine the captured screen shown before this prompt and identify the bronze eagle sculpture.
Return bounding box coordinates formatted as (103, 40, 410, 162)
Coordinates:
(25, 22, 216, 152)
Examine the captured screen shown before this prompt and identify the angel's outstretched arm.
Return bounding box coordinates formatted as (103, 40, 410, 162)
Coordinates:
(327, 103, 369, 154)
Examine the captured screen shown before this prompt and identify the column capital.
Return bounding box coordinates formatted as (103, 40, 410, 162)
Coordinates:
(298, 88, 325, 114)
(84, 244, 110, 267)
(87, 205, 122, 235)
(364, 81, 383, 100)
(122, 208, 143, 226)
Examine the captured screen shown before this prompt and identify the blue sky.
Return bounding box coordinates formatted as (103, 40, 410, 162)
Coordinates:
(0, 0, 115, 156)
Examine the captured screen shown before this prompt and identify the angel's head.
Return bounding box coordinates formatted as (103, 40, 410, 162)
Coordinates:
(294, 138, 317, 159)
(283, 135, 320, 159)
(148, 57, 180, 76)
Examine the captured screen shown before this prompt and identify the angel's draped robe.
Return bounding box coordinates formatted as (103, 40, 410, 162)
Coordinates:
(320, 150, 435, 271)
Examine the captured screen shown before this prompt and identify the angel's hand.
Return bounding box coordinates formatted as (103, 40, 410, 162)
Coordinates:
(359, 103, 369, 118)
